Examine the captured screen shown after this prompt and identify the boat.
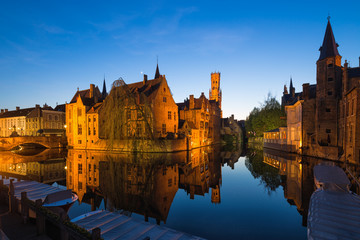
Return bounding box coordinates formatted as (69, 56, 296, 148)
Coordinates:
(308, 164, 360, 239)
(313, 164, 350, 191)
(6, 180, 78, 217)
(71, 210, 206, 240)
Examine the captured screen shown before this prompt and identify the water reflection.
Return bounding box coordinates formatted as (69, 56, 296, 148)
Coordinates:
(0, 148, 66, 183)
(66, 145, 243, 224)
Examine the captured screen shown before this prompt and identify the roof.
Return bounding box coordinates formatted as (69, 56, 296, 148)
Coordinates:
(177, 93, 209, 111)
(54, 104, 66, 112)
(282, 92, 302, 106)
(70, 86, 102, 106)
(318, 20, 340, 61)
(0, 108, 35, 119)
(87, 102, 103, 114)
(265, 128, 280, 133)
(125, 77, 163, 102)
(348, 67, 360, 78)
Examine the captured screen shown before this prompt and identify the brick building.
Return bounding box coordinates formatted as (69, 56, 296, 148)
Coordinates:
(268, 19, 360, 163)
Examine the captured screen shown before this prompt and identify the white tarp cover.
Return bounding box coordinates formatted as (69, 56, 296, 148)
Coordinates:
(72, 210, 206, 240)
(307, 189, 360, 240)
(314, 165, 350, 189)
(7, 180, 64, 202)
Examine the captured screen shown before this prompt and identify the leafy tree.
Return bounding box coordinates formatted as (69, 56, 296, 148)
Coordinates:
(245, 93, 285, 137)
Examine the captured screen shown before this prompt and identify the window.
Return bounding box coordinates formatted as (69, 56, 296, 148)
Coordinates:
(88, 117, 91, 122)
(326, 129, 331, 133)
(163, 97, 166, 102)
(328, 63, 333, 68)
(93, 117, 96, 122)
(328, 91, 332, 96)
(168, 178, 172, 187)
(162, 124, 166, 134)
(326, 108, 331, 112)
(127, 110, 131, 120)
(328, 77, 333, 82)
(174, 112, 176, 121)
(77, 108, 82, 117)
(78, 164, 82, 174)
(88, 127, 91, 135)
(78, 182, 82, 190)
(78, 154, 82, 158)
(68, 109, 72, 119)
(78, 124, 82, 135)
(93, 127, 96, 135)
(48, 115, 52, 121)
(168, 111, 171, 120)
(174, 125, 176, 133)
(88, 164, 91, 172)
(78, 140, 82, 144)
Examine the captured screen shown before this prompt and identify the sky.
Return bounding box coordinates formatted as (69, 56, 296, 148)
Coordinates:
(1, 1, 360, 120)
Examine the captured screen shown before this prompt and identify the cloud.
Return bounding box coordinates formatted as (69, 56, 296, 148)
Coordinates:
(37, 24, 72, 34)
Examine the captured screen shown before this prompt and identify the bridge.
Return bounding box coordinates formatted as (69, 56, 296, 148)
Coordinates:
(0, 136, 67, 151)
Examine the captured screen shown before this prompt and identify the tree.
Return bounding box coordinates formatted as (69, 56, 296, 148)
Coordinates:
(245, 93, 285, 137)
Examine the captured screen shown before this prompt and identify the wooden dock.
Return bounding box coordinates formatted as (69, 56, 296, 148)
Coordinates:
(72, 210, 206, 240)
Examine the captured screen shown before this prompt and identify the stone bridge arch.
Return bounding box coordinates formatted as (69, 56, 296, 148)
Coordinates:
(0, 136, 67, 151)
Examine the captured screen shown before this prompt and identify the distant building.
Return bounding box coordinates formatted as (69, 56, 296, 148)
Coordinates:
(0, 104, 65, 137)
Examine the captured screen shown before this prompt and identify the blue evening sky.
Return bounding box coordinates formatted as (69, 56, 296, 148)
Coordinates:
(1, 1, 360, 120)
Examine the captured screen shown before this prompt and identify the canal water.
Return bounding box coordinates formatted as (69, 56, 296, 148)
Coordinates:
(1, 144, 336, 239)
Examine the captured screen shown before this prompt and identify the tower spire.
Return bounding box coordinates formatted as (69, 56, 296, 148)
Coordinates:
(102, 76, 107, 98)
(318, 18, 340, 61)
(154, 61, 160, 79)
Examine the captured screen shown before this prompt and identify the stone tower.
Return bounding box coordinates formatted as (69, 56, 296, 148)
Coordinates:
(315, 18, 342, 146)
(209, 72, 222, 110)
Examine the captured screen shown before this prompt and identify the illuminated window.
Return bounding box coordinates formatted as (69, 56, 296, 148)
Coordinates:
(77, 108, 82, 117)
(168, 111, 171, 120)
(163, 97, 166, 102)
(78, 164, 82, 174)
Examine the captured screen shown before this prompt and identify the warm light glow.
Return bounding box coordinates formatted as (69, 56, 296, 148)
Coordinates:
(64, 166, 68, 170)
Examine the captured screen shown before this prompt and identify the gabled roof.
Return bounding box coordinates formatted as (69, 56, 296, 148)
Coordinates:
(318, 20, 340, 61)
(0, 108, 35, 119)
(70, 87, 102, 106)
(125, 77, 163, 102)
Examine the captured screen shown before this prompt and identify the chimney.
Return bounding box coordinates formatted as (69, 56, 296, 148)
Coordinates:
(90, 84, 95, 99)
(189, 95, 194, 109)
(5, 109, 8, 112)
(302, 83, 309, 100)
(1, 109, 3, 113)
(16, 106, 20, 111)
(35, 104, 40, 109)
(143, 74, 148, 85)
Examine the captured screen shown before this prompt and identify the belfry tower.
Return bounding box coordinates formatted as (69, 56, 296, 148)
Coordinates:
(209, 72, 222, 110)
(315, 18, 342, 146)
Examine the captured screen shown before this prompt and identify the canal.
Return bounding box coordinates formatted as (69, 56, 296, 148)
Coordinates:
(1, 144, 338, 239)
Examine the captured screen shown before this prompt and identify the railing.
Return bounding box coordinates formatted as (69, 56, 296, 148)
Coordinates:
(1, 179, 102, 240)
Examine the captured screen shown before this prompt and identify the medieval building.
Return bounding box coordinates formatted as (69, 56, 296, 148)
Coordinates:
(265, 19, 360, 163)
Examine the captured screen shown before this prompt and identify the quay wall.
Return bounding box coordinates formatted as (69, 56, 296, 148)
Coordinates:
(0, 136, 67, 151)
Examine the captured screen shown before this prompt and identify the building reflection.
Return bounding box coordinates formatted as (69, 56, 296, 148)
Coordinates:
(66, 146, 240, 223)
(262, 148, 336, 227)
(0, 148, 66, 183)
